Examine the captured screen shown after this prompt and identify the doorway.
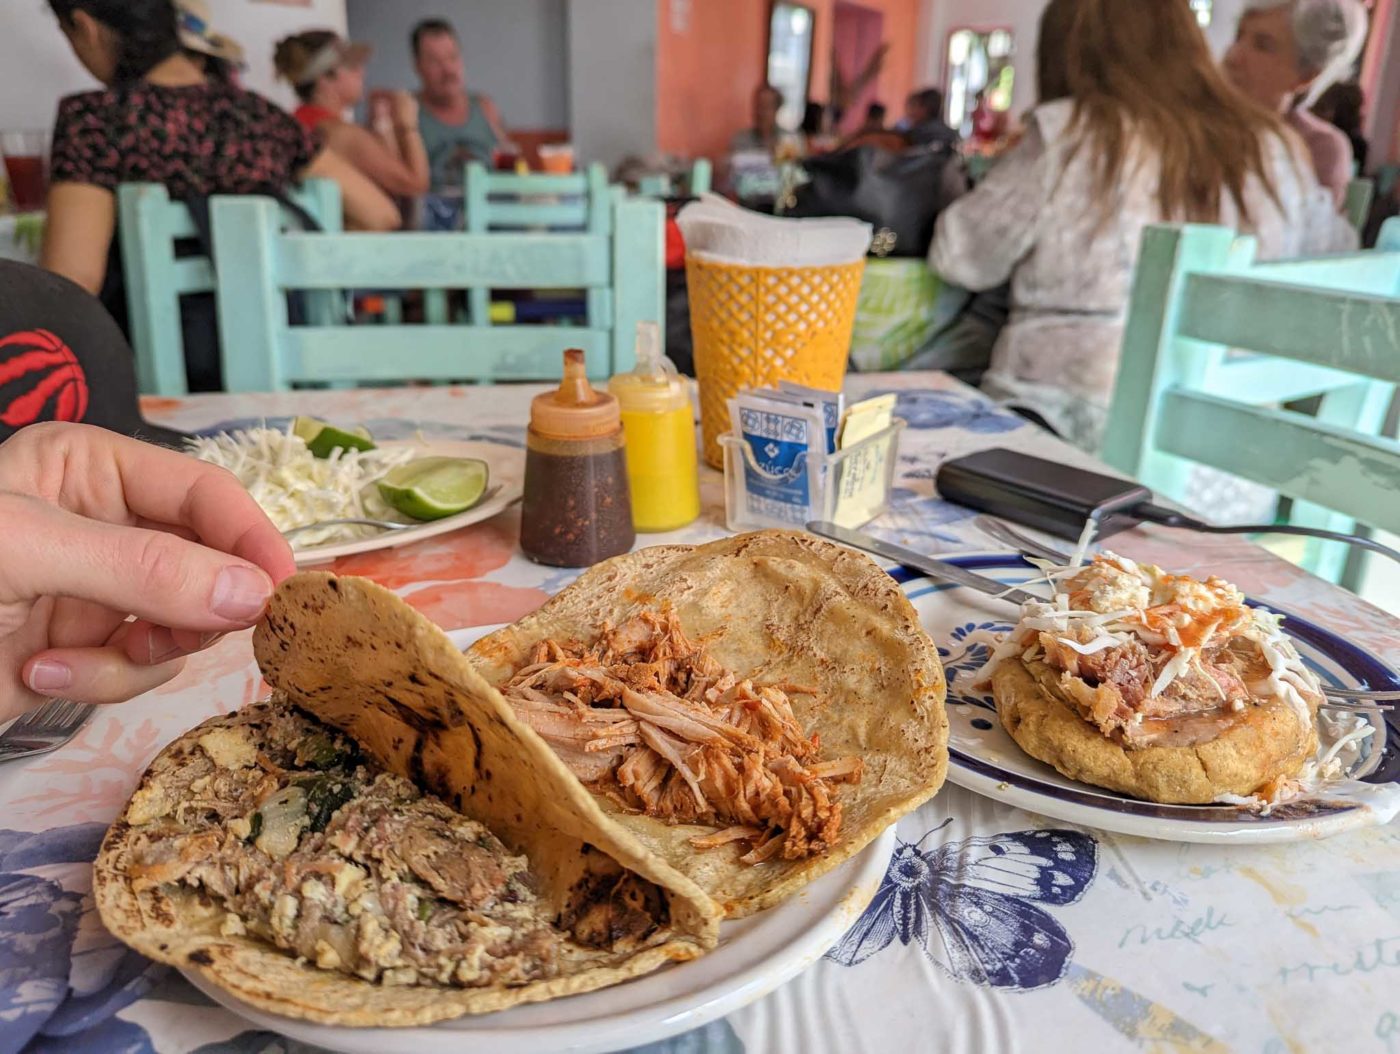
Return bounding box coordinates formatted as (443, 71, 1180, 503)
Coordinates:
(832, 2, 886, 135)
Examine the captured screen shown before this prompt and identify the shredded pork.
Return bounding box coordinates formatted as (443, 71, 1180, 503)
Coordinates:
(974, 555, 1321, 748)
(499, 610, 861, 864)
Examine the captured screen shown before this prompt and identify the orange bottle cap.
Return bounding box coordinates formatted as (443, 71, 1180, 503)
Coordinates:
(530, 349, 621, 438)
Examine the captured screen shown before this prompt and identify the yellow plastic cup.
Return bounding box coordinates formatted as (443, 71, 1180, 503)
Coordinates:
(686, 253, 866, 468)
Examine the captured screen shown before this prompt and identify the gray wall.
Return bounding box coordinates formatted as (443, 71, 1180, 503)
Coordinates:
(345, 0, 569, 129)
(567, 0, 657, 171)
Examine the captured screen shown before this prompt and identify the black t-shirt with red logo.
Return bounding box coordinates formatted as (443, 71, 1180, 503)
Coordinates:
(0, 261, 185, 446)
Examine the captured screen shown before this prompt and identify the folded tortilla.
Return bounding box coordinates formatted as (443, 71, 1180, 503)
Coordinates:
(95, 574, 721, 1027)
(468, 531, 950, 916)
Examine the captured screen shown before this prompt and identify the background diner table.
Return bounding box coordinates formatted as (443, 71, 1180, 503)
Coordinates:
(1, 372, 1396, 1054)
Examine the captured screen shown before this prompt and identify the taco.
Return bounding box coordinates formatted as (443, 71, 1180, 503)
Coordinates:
(978, 554, 1322, 804)
(94, 575, 721, 1028)
(467, 531, 950, 917)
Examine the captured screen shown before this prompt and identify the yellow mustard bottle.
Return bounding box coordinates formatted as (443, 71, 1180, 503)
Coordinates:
(609, 322, 700, 532)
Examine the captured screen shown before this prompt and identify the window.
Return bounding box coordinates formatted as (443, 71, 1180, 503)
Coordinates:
(1190, 0, 1213, 27)
(945, 28, 1016, 136)
(767, 3, 815, 131)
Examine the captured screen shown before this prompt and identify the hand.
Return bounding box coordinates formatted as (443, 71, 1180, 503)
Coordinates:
(391, 90, 419, 131)
(0, 423, 295, 721)
(369, 96, 394, 134)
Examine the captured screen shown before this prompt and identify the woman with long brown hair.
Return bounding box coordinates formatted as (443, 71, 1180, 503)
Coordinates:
(929, 0, 1354, 452)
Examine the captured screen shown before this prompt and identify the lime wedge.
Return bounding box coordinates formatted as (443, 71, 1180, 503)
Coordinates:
(292, 416, 376, 458)
(377, 457, 490, 521)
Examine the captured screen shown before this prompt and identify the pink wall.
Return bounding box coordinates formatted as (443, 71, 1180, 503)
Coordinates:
(656, 0, 925, 162)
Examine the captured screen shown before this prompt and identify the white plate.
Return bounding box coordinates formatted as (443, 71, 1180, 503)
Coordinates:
(181, 624, 894, 1053)
(905, 554, 1400, 845)
(292, 440, 525, 566)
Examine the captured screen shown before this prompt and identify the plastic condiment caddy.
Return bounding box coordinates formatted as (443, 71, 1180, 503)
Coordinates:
(719, 418, 906, 533)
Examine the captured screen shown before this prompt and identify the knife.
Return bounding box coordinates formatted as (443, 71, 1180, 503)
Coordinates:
(806, 521, 1041, 607)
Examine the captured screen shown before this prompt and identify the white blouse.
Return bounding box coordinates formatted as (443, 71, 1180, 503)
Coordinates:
(929, 99, 1358, 452)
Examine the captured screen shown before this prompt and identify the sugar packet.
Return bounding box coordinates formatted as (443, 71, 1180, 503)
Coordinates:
(775, 381, 843, 454)
(728, 390, 825, 526)
(832, 393, 899, 528)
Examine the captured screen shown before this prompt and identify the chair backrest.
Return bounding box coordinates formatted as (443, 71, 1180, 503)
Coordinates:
(1102, 223, 1400, 583)
(637, 159, 713, 199)
(1345, 177, 1375, 232)
(208, 192, 663, 390)
(462, 161, 610, 233)
(117, 180, 341, 395)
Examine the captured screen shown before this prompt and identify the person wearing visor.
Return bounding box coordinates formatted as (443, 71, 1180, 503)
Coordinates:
(274, 31, 430, 203)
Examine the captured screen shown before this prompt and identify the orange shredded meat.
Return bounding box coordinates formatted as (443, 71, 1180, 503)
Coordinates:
(500, 609, 861, 863)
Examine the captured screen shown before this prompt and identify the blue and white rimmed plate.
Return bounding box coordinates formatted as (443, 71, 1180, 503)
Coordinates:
(182, 625, 894, 1054)
(899, 554, 1400, 845)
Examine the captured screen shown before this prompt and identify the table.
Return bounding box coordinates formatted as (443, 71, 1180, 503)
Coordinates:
(2, 373, 1397, 1054)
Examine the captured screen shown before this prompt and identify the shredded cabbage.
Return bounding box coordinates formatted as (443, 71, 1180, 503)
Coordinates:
(187, 426, 420, 548)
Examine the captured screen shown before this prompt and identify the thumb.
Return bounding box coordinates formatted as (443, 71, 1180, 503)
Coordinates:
(0, 494, 275, 631)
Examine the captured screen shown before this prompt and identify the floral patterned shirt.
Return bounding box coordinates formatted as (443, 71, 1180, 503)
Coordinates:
(49, 81, 315, 196)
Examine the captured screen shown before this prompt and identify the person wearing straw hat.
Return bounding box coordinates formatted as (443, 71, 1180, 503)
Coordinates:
(174, 0, 245, 84)
(40, 0, 398, 324)
(274, 30, 430, 201)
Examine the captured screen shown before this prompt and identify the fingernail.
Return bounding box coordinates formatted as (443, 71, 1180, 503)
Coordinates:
(147, 626, 180, 664)
(27, 660, 72, 693)
(211, 566, 272, 622)
(199, 632, 223, 648)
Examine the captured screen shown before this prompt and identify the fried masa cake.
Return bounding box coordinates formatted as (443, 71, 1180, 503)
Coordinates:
(980, 554, 1322, 804)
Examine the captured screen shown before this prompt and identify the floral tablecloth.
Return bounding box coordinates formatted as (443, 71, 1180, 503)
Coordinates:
(3, 373, 1397, 1054)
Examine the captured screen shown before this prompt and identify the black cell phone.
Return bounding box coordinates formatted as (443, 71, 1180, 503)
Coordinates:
(935, 448, 1153, 541)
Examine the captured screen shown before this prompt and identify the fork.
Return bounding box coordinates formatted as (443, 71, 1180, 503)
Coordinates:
(282, 517, 417, 541)
(281, 486, 504, 542)
(0, 699, 95, 762)
(976, 516, 1074, 564)
(972, 516, 1399, 711)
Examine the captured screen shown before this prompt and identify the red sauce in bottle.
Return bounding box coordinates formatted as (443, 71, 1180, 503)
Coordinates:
(519, 350, 635, 567)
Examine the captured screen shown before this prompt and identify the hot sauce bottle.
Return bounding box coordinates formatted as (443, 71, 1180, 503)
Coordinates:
(520, 349, 635, 567)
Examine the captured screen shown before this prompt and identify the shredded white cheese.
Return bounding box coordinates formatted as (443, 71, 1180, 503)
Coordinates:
(187, 426, 420, 548)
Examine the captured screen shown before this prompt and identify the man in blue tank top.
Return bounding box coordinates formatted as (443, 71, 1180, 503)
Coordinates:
(411, 18, 511, 195)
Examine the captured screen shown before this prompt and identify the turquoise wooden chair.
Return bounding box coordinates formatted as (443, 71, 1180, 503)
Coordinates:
(207, 192, 663, 389)
(463, 161, 609, 233)
(1345, 177, 1375, 233)
(117, 180, 342, 395)
(430, 162, 614, 328)
(1102, 223, 1400, 589)
(637, 159, 713, 199)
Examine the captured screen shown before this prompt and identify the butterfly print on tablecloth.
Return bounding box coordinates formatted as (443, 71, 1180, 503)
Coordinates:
(827, 824, 1098, 991)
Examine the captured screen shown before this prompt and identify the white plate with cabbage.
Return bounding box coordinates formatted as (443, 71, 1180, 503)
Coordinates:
(188, 420, 525, 565)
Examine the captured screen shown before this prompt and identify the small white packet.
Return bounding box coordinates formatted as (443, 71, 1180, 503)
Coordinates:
(728, 390, 826, 527)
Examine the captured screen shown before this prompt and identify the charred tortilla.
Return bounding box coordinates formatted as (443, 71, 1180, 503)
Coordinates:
(468, 531, 950, 917)
(95, 575, 721, 1028)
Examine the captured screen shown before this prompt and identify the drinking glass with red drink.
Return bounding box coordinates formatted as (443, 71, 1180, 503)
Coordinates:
(1, 131, 50, 213)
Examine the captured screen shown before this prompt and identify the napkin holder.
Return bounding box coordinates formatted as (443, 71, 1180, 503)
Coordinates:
(720, 418, 906, 533)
